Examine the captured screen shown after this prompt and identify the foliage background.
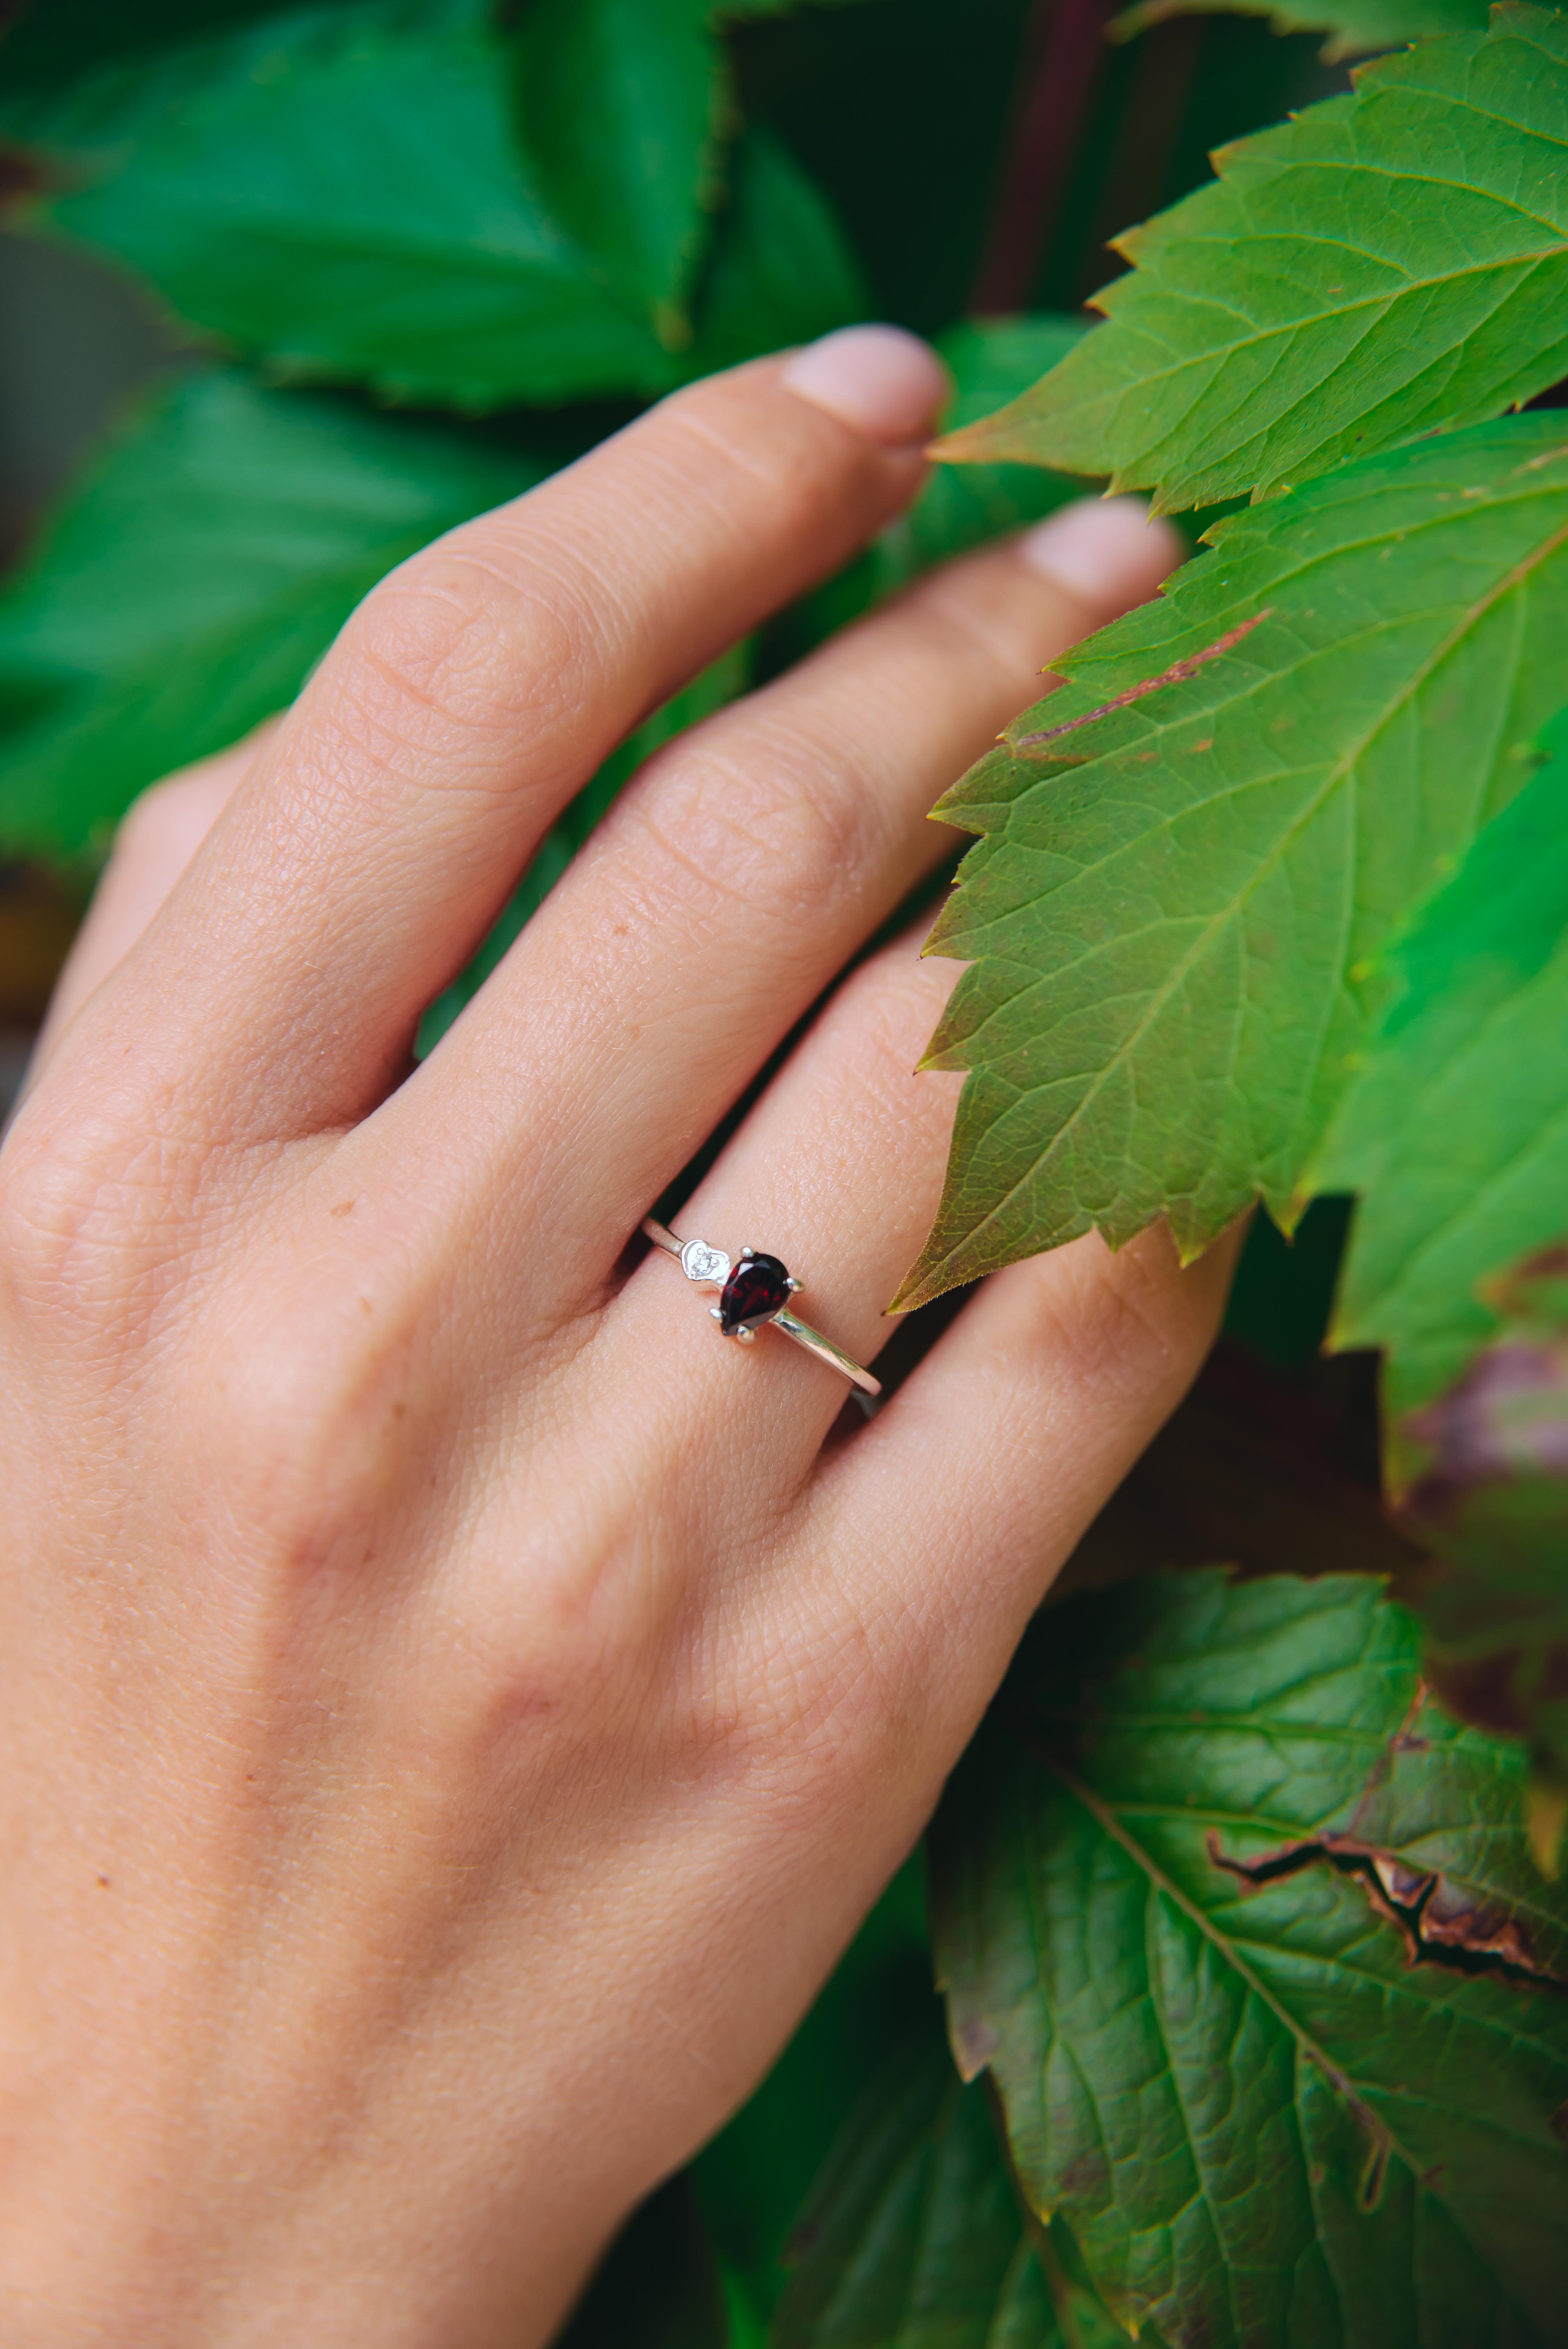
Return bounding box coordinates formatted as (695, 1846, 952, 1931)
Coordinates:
(1, 2, 1565, 2343)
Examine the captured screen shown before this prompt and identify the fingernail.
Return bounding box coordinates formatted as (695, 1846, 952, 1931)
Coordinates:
(780, 325, 948, 447)
(1018, 495, 1185, 610)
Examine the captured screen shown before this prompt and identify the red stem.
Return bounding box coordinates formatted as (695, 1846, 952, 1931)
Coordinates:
(969, 0, 1116, 315)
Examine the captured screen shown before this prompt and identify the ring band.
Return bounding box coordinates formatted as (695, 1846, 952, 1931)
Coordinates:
(641, 1217, 882, 1398)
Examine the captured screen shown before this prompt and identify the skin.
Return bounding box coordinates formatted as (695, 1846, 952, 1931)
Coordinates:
(0, 330, 1235, 2345)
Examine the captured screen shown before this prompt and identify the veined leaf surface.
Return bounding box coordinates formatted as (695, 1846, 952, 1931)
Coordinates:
(0, 0, 481, 164)
(41, 0, 670, 409)
(930, 1571, 1568, 2349)
(771, 2028, 1131, 2349)
(29, 0, 861, 410)
(0, 368, 544, 854)
(899, 416, 1568, 1310)
(940, 5, 1568, 513)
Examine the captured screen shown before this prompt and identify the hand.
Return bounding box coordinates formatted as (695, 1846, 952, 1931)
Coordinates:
(0, 329, 1233, 2346)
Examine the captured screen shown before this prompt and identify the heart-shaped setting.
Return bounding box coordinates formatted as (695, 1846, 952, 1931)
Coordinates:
(718, 1253, 792, 1335)
(679, 1239, 731, 1287)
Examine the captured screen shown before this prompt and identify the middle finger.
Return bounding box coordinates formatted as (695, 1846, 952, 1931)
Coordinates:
(365, 501, 1180, 1316)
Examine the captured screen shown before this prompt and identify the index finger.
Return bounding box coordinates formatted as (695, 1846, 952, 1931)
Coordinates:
(38, 330, 946, 1152)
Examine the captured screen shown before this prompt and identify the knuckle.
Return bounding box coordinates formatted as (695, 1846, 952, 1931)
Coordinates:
(190, 1315, 404, 1580)
(0, 1098, 197, 1331)
(1028, 1224, 1202, 1405)
(339, 545, 587, 760)
(836, 950, 950, 1087)
(624, 729, 882, 941)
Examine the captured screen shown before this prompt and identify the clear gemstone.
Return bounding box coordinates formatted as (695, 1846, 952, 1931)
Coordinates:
(680, 1239, 731, 1286)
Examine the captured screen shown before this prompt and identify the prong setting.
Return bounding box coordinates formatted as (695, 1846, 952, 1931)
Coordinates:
(639, 1213, 879, 1398)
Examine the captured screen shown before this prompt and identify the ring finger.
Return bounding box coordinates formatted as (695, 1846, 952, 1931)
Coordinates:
(355, 497, 1181, 1334)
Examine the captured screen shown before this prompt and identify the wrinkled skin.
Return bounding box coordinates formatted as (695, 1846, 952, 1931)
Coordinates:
(0, 332, 1234, 2345)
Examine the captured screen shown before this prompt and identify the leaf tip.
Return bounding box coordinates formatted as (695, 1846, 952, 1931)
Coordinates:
(928, 418, 1005, 469)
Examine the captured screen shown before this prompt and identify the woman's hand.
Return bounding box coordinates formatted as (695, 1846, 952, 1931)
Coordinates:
(0, 329, 1233, 2347)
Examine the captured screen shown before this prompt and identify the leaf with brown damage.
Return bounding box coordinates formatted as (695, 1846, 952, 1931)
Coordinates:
(930, 1570, 1568, 2349)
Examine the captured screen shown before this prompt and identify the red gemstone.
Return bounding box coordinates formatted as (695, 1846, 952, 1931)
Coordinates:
(719, 1253, 791, 1334)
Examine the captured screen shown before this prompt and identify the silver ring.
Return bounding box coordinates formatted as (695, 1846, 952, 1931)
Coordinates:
(641, 1217, 881, 1398)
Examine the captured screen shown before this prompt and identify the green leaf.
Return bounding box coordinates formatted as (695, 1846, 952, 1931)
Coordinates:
(0, 0, 477, 159)
(24, 0, 862, 411)
(938, 5, 1568, 514)
(898, 415, 1568, 1312)
(771, 2025, 1132, 2349)
(1393, 1246, 1568, 1787)
(0, 367, 545, 855)
(511, 0, 726, 348)
(1109, 0, 1493, 66)
(38, 0, 682, 411)
(682, 121, 867, 379)
(1317, 709, 1568, 1416)
(930, 1570, 1568, 2349)
(0, 0, 368, 95)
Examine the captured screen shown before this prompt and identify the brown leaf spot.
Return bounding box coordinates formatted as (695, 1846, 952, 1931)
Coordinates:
(1015, 610, 1274, 750)
(1208, 1830, 1561, 1989)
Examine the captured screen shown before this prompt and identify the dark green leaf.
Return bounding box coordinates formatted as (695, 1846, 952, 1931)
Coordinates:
(772, 2024, 1131, 2349)
(682, 121, 866, 379)
(1319, 709, 1568, 1416)
(898, 417, 1568, 1310)
(39, 0, 679, 410)
(730, 0, 1038, 339)
(512, 0, 725, 348)
(0, 0, 475, 160)
(930, 1570, 1568, 2349)
(0, 0, 370, 99)
(24, 0, 862, 411)
(939, 5, 1568, 513)
(0, 367, 544, 854)
(1109, 0, 1492, 66)
(1391, 1246, 1568, 1788)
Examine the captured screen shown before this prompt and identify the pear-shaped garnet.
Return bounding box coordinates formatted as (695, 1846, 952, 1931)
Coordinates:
(718, 1252, 791, 1334)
